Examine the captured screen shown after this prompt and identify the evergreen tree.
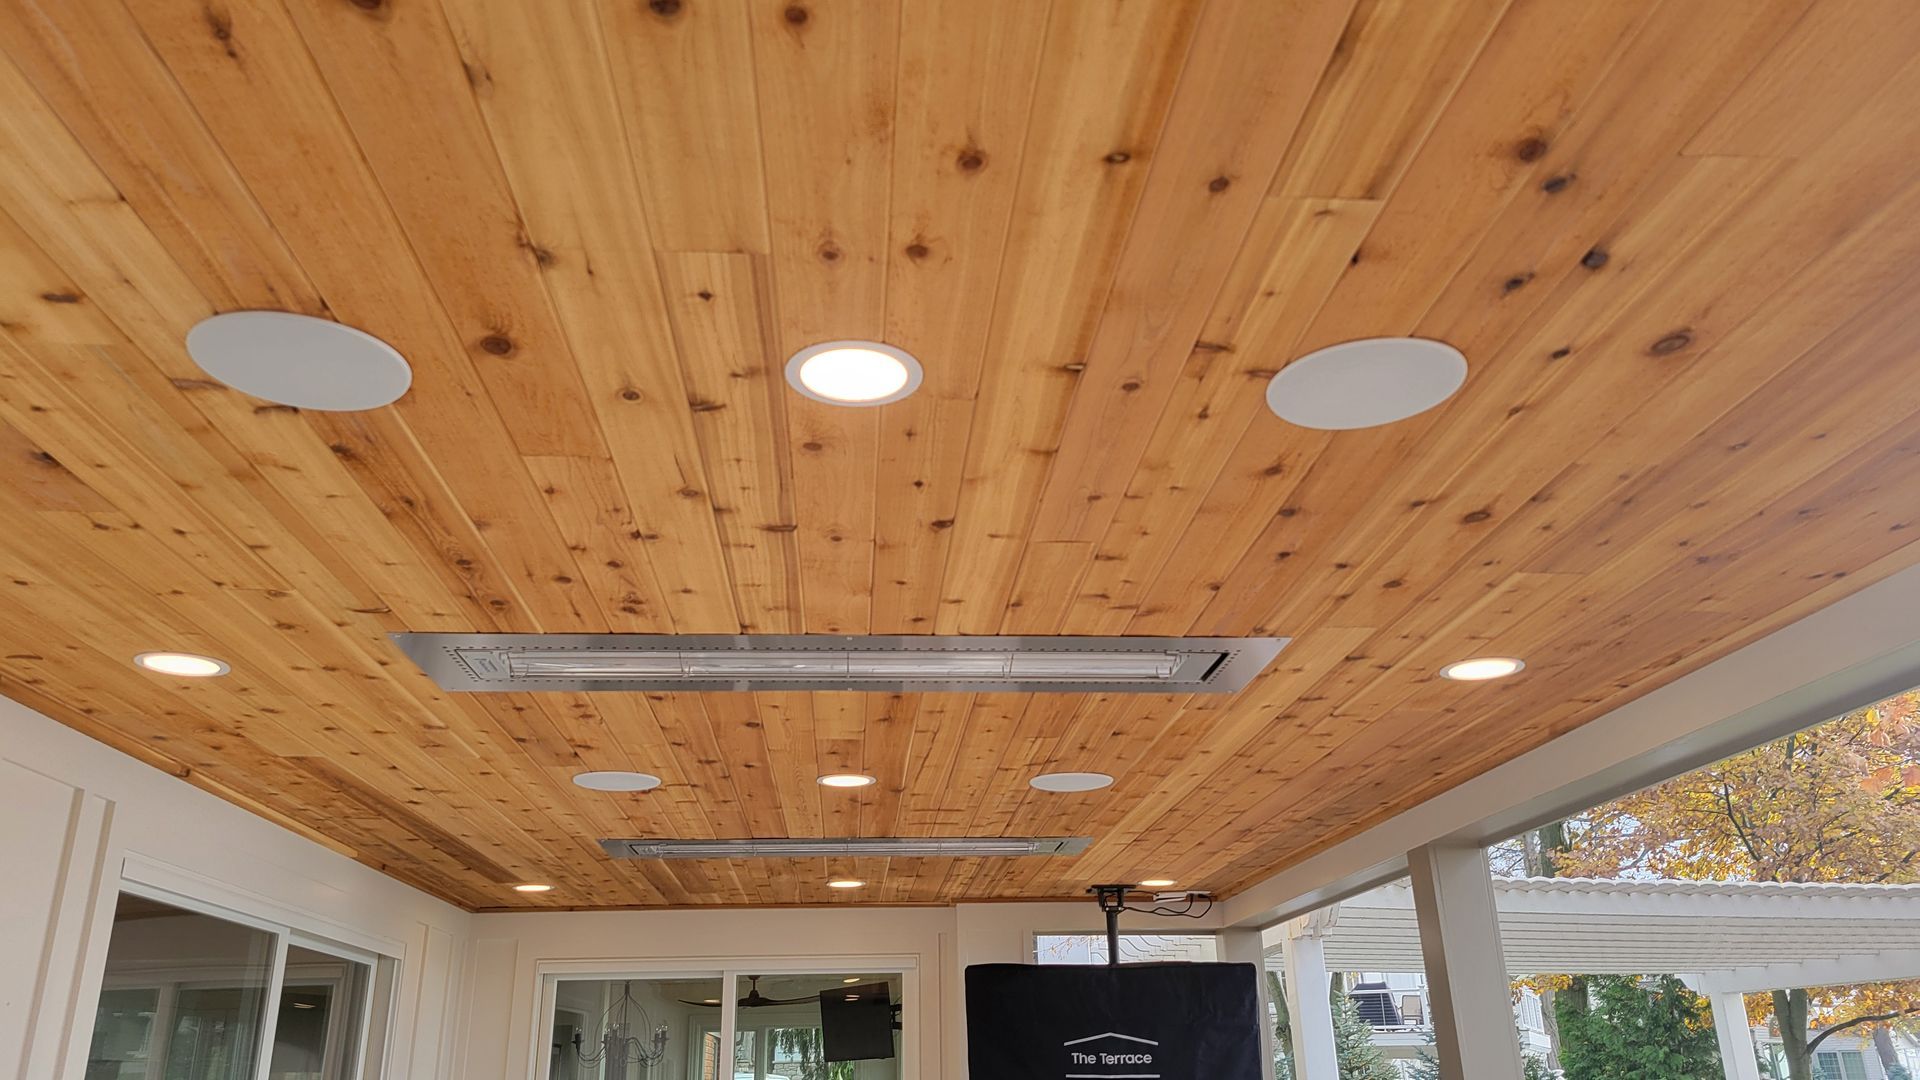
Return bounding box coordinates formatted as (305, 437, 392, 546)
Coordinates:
(1556, 975, 1722, 1080)
(1329, 987, 1399, 1080)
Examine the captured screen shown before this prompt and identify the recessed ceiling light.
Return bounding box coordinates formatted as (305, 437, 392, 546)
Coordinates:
(572, 771, 663, 792)
(817, 773, 877, 789)
(1029, 772, 1114, 793)
(843, 977, 861, 984)
(1138, 879, 1177, 889)
(827, 879, 866, 889)
(186, 311, 412, 411)
(785, 340, 923, 406)
(703, 998, 720, 1004)
(511, 883, 554, 893)
(1267, 337, 1467, 430)
(133, 652, 230, 678)
(1439, 656, 1525, 682)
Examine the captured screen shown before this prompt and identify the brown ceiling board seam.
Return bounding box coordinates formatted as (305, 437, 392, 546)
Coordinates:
(699, 693, 792, 839)
(755, 691, 824, 838)
(437, 0, 741, 635)
(654, 253, 802, 633)
(1683, 0, 1920, 159)
(112, 0, 626, 633)
(595, 0, 770, 255)
(932, 692, 1042, 898)
(750, 0, 900, 636)
(259, 0, 623, 629)
(858, 691, 919, 838)
(870, 0, 1052, 635)
(1290, 0, 1660, 358)
(1027, 0, 1360, 544)
(272, 0, 607, 461)
(931, 0, 1208, 635)
(519, 457, 675, 633)
(1400, 0, 1815, 373)
(0, 0, 319, 316)
(1268, 0, 1514, 201)
(1069, 196, 1377, 636)
(1241, 157, 1787, 640)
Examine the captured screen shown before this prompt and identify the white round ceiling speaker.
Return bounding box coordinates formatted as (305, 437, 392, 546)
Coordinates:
(1029, 771, 1114, 793)
(1266, 337, 1467, 430)
(571, 771, 663, 792)
(185, 311, 412, 411)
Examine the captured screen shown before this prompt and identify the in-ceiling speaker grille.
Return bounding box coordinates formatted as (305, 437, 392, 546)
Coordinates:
(599, 836, 1092, 859)
(393, 634, 1287, 693)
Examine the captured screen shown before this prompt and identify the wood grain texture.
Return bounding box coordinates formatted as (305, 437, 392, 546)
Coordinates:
(1, 0, 1919, 909)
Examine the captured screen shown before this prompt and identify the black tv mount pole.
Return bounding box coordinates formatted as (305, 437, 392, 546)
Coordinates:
(1089, 884, 1134, 968)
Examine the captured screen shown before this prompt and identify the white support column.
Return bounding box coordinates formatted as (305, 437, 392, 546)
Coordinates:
(1710, 991, 1764, 1080)
(1408, 841, 1525, 1080)
(1280, 924, 1338, 1080)
(1219, 927, 1278, 1080)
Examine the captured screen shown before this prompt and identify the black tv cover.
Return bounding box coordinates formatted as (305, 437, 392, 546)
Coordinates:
(964, 963, 1264, 1080)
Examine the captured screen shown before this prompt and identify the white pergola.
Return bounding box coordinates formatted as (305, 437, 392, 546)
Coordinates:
(1264, 876, 1920, 1080)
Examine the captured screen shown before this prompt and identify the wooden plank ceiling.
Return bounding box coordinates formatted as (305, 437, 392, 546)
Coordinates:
(2, 0, 1919, 910)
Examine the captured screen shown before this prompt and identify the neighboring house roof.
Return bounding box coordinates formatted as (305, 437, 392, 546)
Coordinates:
(1265, 877, 1920, 990)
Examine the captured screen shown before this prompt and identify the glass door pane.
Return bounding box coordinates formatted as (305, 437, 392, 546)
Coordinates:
(736, 973, 903, 1080)
(266, 943, 373, 1080)
(86, 893, 276, 1080)
(550, 976, 725, 1080)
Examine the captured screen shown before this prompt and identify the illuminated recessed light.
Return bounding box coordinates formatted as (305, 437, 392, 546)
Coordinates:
(843, 977, 861, 984)
(186, 311, 412, 411)
(827, 879, 866, 889)
(818, 773, 877, 789)
(1029, 772, 1114, 793)
(785, 340, 923, 406)
(1439, 656, 1525, 682)
(1267, 337, 1467, 430)
(703, 998, 720, 1004)
(133, 652, 230, 678)
(572, 771, 662, 792)
(1139, 879, 1177, 889)
(512, 883, 554, 893)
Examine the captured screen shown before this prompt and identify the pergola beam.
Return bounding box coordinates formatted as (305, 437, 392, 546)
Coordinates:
(1694, 950, 1920, 996)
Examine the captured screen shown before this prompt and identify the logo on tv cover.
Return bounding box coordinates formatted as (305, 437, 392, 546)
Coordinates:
(1062, 1032, 1160, 1079)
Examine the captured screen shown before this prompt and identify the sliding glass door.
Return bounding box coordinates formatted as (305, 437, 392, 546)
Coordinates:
(83, 890, 394, 1080)
(542, 968, 909, 1080)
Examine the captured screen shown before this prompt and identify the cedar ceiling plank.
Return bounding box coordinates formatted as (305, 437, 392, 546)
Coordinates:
(520, 456, 676, 633)
(869, 0, 1051, 634)
(1030, 0, 1359, 543)
(1270, 0, 1512, 200)
(595, 0, 770, 254)
(1293, 0, 1660, 356)
(0, 0, 318, 315)
(1062, 196, 1376, 636)
(655, 252, 802, 634)
(934, 0, 1206, 635)
(268, 0, 606, 460)
(1686, 0, 1920, 158)
(106, 0, 620, 632)
(439, 0, 744, 635)
(750, 0, 898, 636)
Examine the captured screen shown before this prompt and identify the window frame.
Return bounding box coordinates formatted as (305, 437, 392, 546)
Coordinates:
(92, 878, 399, 1080)
(532, 957, 920, 1080)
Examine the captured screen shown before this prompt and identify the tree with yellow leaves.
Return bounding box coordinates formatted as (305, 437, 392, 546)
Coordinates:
(1553, 691, 1920, 1080)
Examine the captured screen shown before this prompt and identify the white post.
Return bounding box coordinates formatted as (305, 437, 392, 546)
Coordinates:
(1408, 841, 1524, 1080)
(1710, 990, 1764, 1080)
(1280, 924, 1339, 1080)
(1219, 927, 1278, 1080)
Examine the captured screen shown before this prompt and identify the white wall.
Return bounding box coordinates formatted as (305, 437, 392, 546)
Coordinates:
(0, 694, 470, 1080)
(455, 899, 1196, 1079)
